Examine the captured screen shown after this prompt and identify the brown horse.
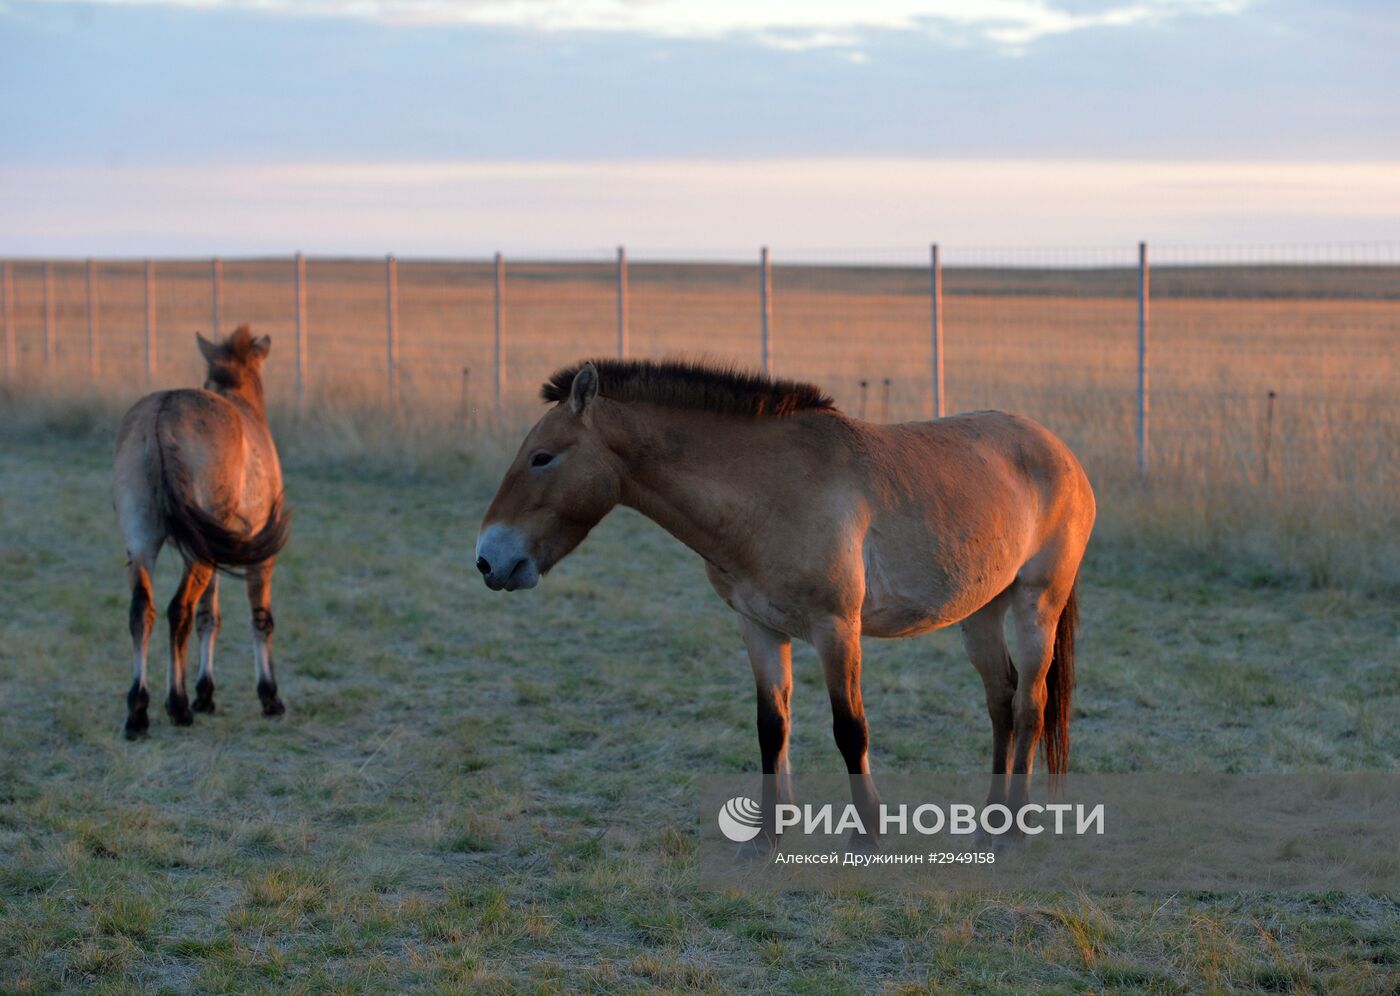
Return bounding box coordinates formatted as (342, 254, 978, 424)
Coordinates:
(112, 326, 291, 739)
(476, 360, 1095, 849)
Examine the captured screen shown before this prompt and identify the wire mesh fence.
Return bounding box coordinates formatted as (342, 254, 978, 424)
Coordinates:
(3, 244, 1397, 495)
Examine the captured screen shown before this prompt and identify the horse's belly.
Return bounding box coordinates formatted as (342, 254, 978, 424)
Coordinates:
(859, 544, 1013, 638)
(860, 591, 967, 638)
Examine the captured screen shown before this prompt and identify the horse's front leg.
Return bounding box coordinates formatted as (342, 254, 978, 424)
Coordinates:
(814, 618, 881, 852)
(738, 616, 793, 855)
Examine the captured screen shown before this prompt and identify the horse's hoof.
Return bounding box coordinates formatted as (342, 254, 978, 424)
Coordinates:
(165, 695, 194, 726)
(193, 678, 215, 713)
(124, 714, 149, 739)
(257, 680, 284, 717)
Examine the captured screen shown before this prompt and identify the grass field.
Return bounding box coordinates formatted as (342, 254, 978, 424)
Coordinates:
(1, 402, 1397, 993)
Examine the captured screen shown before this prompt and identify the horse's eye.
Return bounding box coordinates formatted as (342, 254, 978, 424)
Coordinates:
(531, 452, 554, 468)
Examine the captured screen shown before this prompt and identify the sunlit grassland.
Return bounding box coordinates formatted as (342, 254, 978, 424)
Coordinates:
(1, 402, 1397, 992)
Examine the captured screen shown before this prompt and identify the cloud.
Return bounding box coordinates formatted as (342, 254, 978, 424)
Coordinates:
(18, 0, 1253, 51)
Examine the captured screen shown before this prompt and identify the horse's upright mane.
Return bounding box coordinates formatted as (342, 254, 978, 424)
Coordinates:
(220, 325, 261, 361)
(541, 359, 836, 418)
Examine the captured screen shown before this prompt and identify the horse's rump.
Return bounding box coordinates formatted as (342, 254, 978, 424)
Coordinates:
(117, 390, 290, 572)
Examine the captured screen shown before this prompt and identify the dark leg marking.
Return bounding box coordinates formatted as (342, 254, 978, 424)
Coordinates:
(257, 679, 285, 716)
(192, 601, 220, 713)
(125, 680, 150, 739)
(251, 606, 285, 715)
(165, 690, 193, 725)
(125, 579, 156, 739)
(756, 699, 788, 775)
(193, 675, 216, 714)
(129, 582, 156, 641)
(831, 708, 870, 775)
(165, 594, 195, 726)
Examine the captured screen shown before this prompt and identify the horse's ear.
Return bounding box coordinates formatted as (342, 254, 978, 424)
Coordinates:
(570, 362, 599, 415)
(251, 335, 272, 359)
(195, 332, 220, 362)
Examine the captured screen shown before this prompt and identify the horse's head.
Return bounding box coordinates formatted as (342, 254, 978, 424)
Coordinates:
(197, 325, 270, 401)
(476, 363, 620, 591)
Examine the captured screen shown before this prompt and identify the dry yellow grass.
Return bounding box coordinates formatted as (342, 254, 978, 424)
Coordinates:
(5, 257, 1397, 589)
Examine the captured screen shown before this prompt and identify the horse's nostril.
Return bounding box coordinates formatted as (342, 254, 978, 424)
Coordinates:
(476, 556, 491, 575)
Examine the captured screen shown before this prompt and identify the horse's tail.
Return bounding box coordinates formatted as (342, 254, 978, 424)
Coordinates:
(153, 400, 290, 572)
(1042, 580, 1078, 786)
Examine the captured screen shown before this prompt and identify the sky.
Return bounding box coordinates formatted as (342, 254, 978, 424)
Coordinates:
(0, 0, 1396, 256)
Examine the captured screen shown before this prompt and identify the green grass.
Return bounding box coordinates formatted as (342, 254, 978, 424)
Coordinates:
(1, 414, 1397, 993)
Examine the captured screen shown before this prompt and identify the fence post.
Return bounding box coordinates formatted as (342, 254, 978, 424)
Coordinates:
(759, 246, 772, 374)
(144, 259, 157, 387)
(1, 261, 12, 380)
(1261, 389, 1277, 486)
(616, 245, 629, 359)
(493, 251, 505, 421)
(1137, 240, 1150, 480)
(211, 257, 222, 337)
(294, 252, 307, 408)
(42, 261, 56, 374)
(86, 258, 99, 379)
(385, 254, 399, 406)
(930, 242, 945, 418)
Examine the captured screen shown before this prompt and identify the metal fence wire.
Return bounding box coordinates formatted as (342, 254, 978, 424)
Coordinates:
(2, 244, 1397, 487)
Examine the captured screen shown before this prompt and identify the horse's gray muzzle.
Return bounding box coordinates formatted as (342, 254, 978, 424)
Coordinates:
(475, 524, 540, 591)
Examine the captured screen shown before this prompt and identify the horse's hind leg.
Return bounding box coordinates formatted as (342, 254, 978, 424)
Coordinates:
(192, 575, 220, 713)
(125, 558, 157, 739)
(959, 589, 1016, 808)
(1006, 580, 1070, 812)
(246, 561, 285, 716)
(165, 561, 213, 726)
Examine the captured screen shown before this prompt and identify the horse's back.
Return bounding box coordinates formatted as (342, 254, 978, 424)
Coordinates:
(117, 387, 247, 478)
(884, 410, 1092, 514)
(854, 411, 1094, 634)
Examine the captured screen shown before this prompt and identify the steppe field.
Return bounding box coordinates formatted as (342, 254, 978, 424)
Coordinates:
(1, 260, 1397, 992)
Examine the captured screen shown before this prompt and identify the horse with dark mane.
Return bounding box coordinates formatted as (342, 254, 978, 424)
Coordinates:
(113, 326, 291, 738)
(476, 359, 1095, 849)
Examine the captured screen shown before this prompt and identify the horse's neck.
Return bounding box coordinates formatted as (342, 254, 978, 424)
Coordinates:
(603, 405, 778, 572)
(217, 382, 267, 423)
